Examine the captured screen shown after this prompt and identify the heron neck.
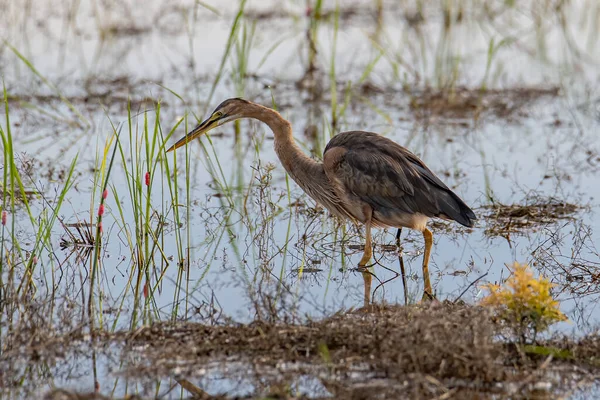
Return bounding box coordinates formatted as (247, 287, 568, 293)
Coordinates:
(249, 105, 323, 189)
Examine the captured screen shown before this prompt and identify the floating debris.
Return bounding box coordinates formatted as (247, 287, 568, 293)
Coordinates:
(483, 199, 580, 237)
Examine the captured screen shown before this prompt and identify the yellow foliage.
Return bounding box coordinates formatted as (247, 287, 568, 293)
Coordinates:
(480, 263, 566, 341)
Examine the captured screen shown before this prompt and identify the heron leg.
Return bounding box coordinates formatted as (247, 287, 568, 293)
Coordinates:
(422, 228, 434, 300)
(358, 207, 373, 267)
(358, 206, 373, 306)
(396, 228, 408, 306)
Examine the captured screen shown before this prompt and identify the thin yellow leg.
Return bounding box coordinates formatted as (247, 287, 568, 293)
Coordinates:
(358, 206, 373, 307)
(422, 228, 434, 300)
(358, 209, 373, 267)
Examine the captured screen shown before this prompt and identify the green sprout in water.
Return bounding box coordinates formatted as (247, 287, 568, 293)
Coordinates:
(480, 263, 567, 344)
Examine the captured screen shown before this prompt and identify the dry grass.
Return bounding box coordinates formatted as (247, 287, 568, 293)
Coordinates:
(124, 304, 500, 379)
(102, 303, 591, 399)
(43, 390, 142, 400)
(483, 199, 580, 237)
(0, 302, 592, 399)
(409, 87, 560, 119)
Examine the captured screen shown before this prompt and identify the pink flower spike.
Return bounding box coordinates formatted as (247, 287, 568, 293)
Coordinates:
(1, 210, 7, 226)
(145, 171, 150, 186)
(98, 221, 103, 233)
(32, 255, 38, 265)
(102, 189, 108, 199)
(98, 203, 105, 216)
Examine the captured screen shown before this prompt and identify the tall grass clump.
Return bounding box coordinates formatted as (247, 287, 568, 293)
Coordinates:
(82, 101, 200, 331)
(1, 84, 27, 286)
(109, 103, 188, 328)
(1, 83, 78, 333)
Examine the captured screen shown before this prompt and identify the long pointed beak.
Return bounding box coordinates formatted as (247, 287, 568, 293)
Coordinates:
(166, 115, 220, 152)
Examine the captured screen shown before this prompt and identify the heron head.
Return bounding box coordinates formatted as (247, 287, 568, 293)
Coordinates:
(167, 98, 251, 152)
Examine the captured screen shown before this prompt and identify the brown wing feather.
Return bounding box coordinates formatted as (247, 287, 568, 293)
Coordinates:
(323, 131, 476, 227)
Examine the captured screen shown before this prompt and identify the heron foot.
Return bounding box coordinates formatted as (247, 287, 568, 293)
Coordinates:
(421, 291, 435, 302)
(356, 263, 376, 272)
(358, 252, 372, 268)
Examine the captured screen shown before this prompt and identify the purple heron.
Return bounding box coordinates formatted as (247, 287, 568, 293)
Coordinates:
(167, 98, 476, 301)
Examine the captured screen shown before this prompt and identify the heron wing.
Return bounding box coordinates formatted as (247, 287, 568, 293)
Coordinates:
(323, 131, 476, 227)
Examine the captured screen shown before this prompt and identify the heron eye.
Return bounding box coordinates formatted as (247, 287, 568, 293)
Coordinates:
(213, 111, 223, 119)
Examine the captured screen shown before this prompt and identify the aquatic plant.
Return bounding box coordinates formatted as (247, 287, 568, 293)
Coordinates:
(480, 263, 567, 344)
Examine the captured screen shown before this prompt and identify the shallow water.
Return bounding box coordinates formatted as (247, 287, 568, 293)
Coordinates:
(2, 0, 600, 398)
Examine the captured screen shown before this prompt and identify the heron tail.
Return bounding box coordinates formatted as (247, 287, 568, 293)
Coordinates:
(436, 190, 477, 228)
